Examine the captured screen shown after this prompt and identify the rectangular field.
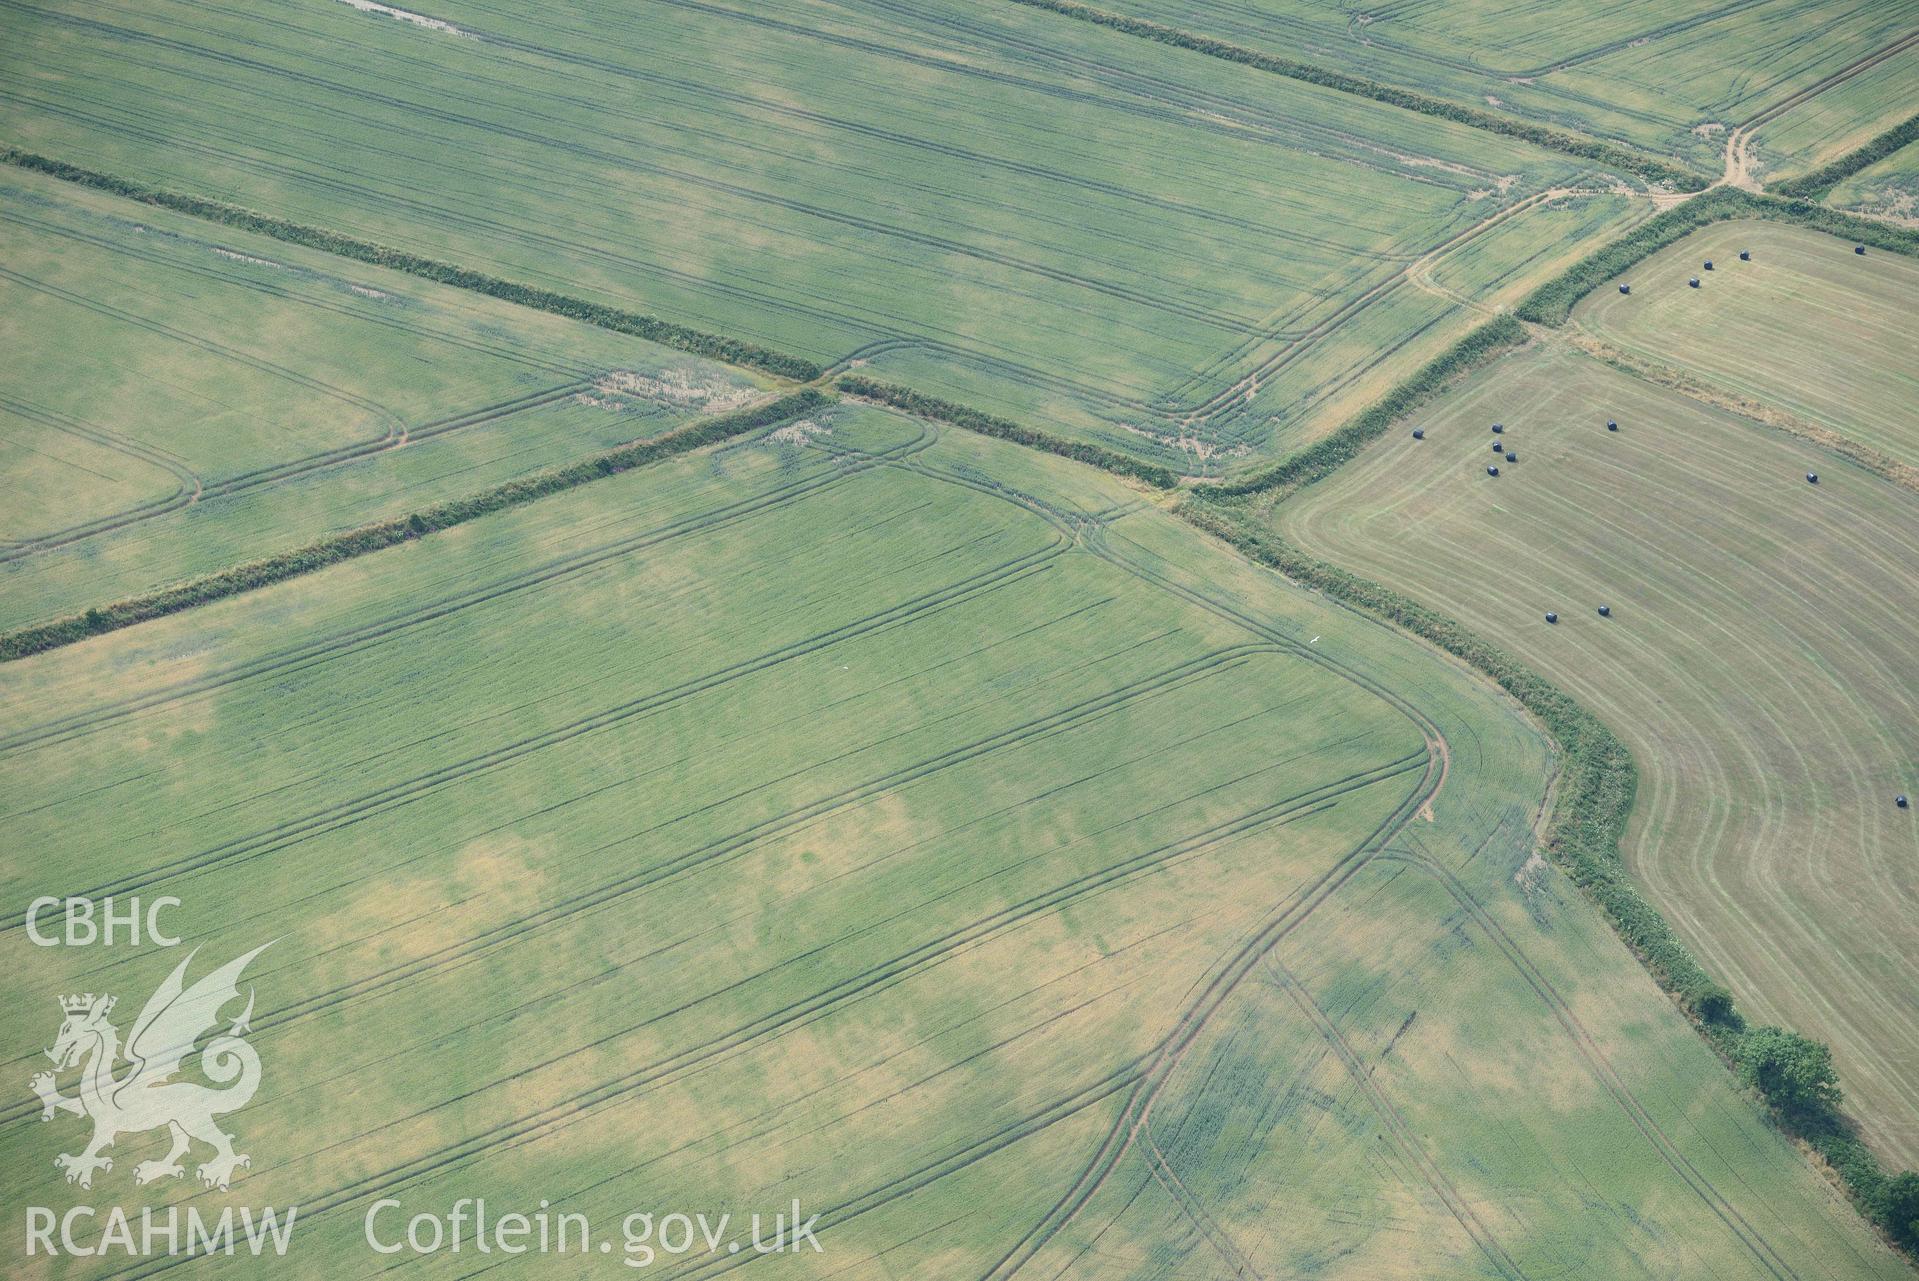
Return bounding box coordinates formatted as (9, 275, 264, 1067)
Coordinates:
(1, 403, 1902, 1276)
(0, 163, 764, 630)
(1280, 341, 1919, 1168)
(0, 0, 1609, 470)
(1827, 137, 1919, 221)
(1574, 220, 1919, 469)
(1091, 0, 1919, 175)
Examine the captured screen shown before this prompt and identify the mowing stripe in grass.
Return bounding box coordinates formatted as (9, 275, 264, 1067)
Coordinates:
(0, 146, 821, 381)
(998, 0, 1707, 190)
(1516, 186, 1919, 326)
(0, 390, 829, 663)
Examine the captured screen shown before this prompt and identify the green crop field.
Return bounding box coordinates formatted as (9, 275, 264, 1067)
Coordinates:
(1575, 221, 1919, 469)
(1089, 0, 1919, 176)
(1746, 47, 1919, 183)
(0, 0, 1634, 472)
(4, 0, 1918, 1275)
(1281, 341, 1919, 1169)
(1828, 138, 1919, 222)
(2, 406, 1904, 1276)
(0, 162, 764, 630)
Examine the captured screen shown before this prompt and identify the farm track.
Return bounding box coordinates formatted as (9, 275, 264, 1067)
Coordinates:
(1373, 850, 1808, 1281)
(92, 760, 1412, 1281)
(885, 443, 1813, 1281)
(1262, 953, 1526, 1279)
(0, 640, 1283, 1098)
(0, 460, 1040, 928)
(0, 427, 933, 760)
(0, 393, 203, 545)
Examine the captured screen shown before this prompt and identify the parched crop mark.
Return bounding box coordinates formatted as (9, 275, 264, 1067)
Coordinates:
(0, 640, 1272, 1097)
(1370, 850, 1804, 1281)
(0, 260, 402, 434)
(85, 757, 1412, 1281)
(1261, 954, 1528, 1279)
(0, 516, 1055, 927)
(0, 425, 935, 759)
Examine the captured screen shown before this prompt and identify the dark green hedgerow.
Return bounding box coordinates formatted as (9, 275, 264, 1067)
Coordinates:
(1175, 501, 1723, 1010)
(836, 375, 1180, 489)
(1181, 172, 1919, 1248)
(1002, 0, 1706, 190)
(1772, 111, 1919, 201)
(0, 391, 827, 662)
(0, 148, 821, 382)
(1516, 186, 1919, 325)
(1176, 497, 1916, 1259)
(1209, 314, 1528, 498)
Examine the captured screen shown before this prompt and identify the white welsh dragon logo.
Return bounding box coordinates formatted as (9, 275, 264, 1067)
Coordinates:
(30, 945, 269, 1192)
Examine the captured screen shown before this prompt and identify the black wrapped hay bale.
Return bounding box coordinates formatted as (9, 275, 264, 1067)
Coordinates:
(1411, 428, 1424, 439)
(1545, 612, 1558, 624)
(1739, 250, 1751, 261)
(1619, 284, 1631, 294)
(1607, 419, 1618, 431)
(1689, 277, 1701, 288)
(1487, 465, 1500, 477)
(1807, 472, 1819, 484)
(1597, 605, 1611, 617)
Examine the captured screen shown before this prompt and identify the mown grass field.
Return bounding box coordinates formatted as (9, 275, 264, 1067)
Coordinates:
(0, 162, 763, 630)
(1575, 221, 1919, 469)
(1829, 138, 1919, 223)
(1094, 0, 1919, 175)
(0, 0, 1629, 471)
(2, 405, 1904, 1277)
(1281, 341, 1919, 1169)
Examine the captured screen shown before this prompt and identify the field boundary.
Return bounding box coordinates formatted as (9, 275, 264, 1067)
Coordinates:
(1176, 491, 1918, 1259)
(1565, 330, 1919, 493)
(1772, 110, 1919, 200)
(1202, 315, 1530, 498)
(835, 376, 1179, 489)
(1171, 170, 1919, 1250)
(999, 0, 1708, 189)
(0, 390, 827, 662)
(1515, 186, 1919, 324)
(0, 148, 821, 381)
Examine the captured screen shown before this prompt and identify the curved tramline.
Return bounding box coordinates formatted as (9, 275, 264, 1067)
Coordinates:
(6, 405, 1901, 1278)
(1282, 341, 1919, 1169)
(0, 0, 1606, 468)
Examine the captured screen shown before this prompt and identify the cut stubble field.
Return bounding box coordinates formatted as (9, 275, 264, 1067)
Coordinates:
(1281, 339, 1919, 1169)
(1575, 220, 1919, 471)
(1, 405, 1903, 1278)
